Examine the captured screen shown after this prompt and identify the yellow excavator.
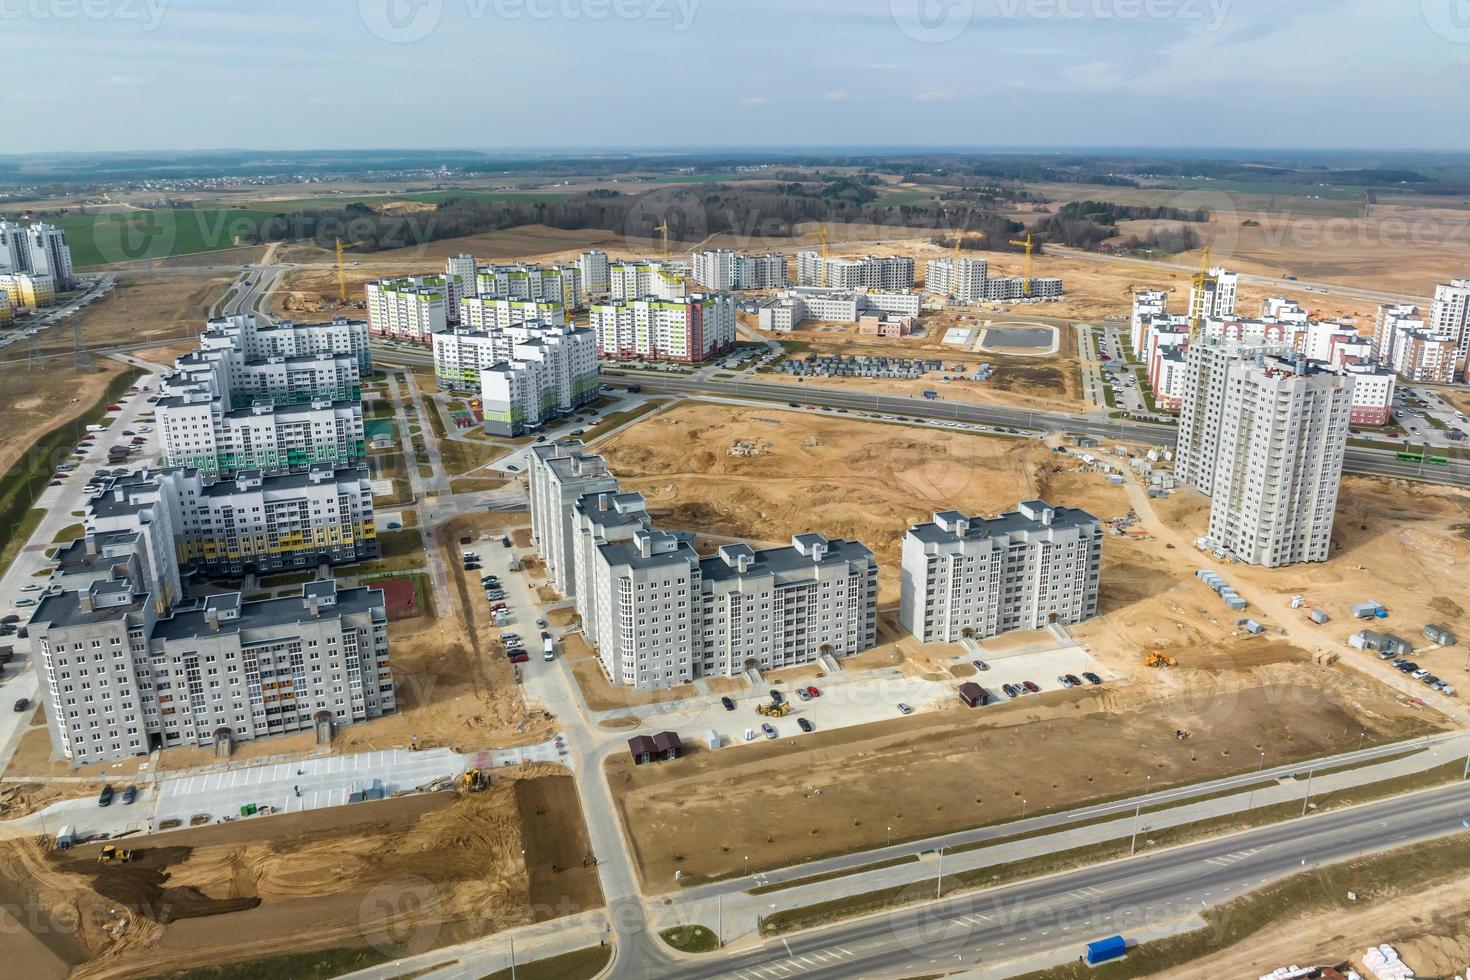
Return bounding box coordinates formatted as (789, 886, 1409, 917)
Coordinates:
(457, 769, 491, 793)
(757, 701, 791, 717)
(1143, 652, 1177, 668)
(99, 844, 134, 864)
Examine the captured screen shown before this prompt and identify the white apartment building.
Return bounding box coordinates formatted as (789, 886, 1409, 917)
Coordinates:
(571, 489, 652, 648)
(578, 250, 610, 294)
(459, 295, 565, 331)
(166, 348, 362, 412)
(200, 315, 372, 372)
(924, 257, 989, 304)
(1260, 297, 1310, 327)
(1175, 341, 1352, 567)
(481, 327, 599, 437)
(1429, 279, 1470, 378)
(446, 253, 478, 300)
(796, 252, 914, 290)
(757, 287, 921, 332)
(0, 220, 74, 288)
(1130, 289, 1174, 355)
(692, 249, 789, 290)
(529, 442, 619, 598)
(899, 502, 1102, 644)
(30, 577, 392, 765)
(589, 293, 735, 363)
(365, 276, 449, 343)
(609, 259, 689, 301)
(158, 394, 365, 475)
(476, 263, 584, 310)
(1188, 267, 1239, 322)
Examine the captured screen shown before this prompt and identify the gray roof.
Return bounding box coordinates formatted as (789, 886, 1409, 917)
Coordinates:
(29, 584, 145, 630)
(150, 585, 384, 642)
(598, 532, 698, 572)
(907, 503, 1099, 545)
(701, 538, 873, 583)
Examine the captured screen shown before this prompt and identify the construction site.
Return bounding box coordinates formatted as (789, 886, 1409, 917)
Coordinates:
(594, 400, 1465, 885)
(0, 769, 599, 980)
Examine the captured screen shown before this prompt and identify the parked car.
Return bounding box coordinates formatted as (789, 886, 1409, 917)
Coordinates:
(20, 584, 40, 592)
(121, 786, 137, 805)
(1378, 650, 1396, 660)
(971, 659, 989, 671)
(761, 723, 777, 739)
(385, 522, 402, 530)
(798, 718, 814, 733)
(1082, 672, 1103, 685)
(98, 784, 115, 807)
(1, 615, 18, 624)
(897, 702, 912, 715)
(744, 728, 756, 741)
(12, 698, 28, 712)
(796, 688, 811, 701)
(1065, 674, 1083, 687)
(1002, 683, 1018, 698)
(769, 689, 784, 705)
(14, 598, 34, 607)
(721, 696, 735, 711)
(1057, 675, 1074, 688)
(1412, 668, 1430, 679)
(1390, 657, 1408, 668)
(1022, 681, 1040, 693)
(805, 686, 820, 698)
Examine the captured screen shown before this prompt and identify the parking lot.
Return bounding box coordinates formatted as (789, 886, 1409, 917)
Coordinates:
(588, 629, 1119, 748)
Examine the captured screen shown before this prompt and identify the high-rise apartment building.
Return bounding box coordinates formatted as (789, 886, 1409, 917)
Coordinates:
(578, 250, 611, 294)
(589, 293, 735, 362)
(365, 276, 449, 343)
(0, 221, 74, 288)
(795, 252, 915, 290)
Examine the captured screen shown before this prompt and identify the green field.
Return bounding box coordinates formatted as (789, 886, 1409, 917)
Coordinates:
(257, 189, 571, 211)
(55, 208, 285, 267)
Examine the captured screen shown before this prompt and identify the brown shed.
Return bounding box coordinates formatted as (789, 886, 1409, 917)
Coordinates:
(651, 730, 683, 761)
(627, 734, 656, 765)
(957, 682, 988, 708)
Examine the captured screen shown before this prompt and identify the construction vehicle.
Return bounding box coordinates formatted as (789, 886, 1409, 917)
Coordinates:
(457, 769, 490, 793)
(1143, 652, 1177, 668)
(756, 700, 791, 718)
(98, 844, 134, 864)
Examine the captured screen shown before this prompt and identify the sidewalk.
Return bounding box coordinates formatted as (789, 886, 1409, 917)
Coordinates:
(342, 909, 611, 980)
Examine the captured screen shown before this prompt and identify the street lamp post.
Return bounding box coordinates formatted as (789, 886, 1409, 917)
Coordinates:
(1301, 767, 1315, 817)
(1247, 751, 1266, 810)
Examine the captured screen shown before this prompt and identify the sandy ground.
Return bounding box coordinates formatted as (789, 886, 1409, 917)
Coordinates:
(0, 361, 132, 502)
(1152, 854, 1470, 980)
(607, 666, 1437, 886)
(597, 402, 1127, 603)
(0, 769, 597, 979)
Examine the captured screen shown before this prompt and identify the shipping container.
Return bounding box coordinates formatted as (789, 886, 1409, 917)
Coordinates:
(1085, 935, 1127, 965)
(957, 682, 988, 707)
(1309, 609, 1330, 625)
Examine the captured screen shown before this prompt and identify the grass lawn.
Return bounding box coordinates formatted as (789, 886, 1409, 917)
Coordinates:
(259, 189, 572, 211)
(56, 209, 284, 268)
(257, 570, 319, 588)
(659, 925, 720, 953)
(339, 529, 425, 577)
(476, 945, 611, 980)
(51, 523, 85, 544)
(581, 400, 668, 442)
(141, 944, 398, 980)
(0, 509, 45, 581)
(440, 438, 511, 475)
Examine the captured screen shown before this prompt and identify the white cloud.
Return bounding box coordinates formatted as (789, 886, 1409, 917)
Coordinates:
(823, 90, 849, 101)
(914, 89, 953, 101)
(740, 96, 771, 106)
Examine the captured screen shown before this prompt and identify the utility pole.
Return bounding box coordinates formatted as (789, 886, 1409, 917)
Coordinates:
(509, 937, 516, 980)
(1301, 767, 1315, 817)
(718, 892, 724, 948)
(1129, 799, 1143, 856)
(936, 847, 944, 900)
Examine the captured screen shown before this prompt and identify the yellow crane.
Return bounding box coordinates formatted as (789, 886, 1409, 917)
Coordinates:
(802, 224, 832, 286)
(1008, 232, 1035, 297)
(654, 220, 671, 262)
(335, 237, 348, 304)
(1189, 247, 1214, 337)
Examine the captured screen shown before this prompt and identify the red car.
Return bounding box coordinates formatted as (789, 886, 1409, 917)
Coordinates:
(1022, 681, 1040, 694)
(805, 686, 821, 698)
(106, 403, 123, 411)
(1099, 354, 1110, 361)
(508, 652, 529, 664)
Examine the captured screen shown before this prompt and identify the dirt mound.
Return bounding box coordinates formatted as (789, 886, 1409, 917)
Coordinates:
(57, 846, 262, 924)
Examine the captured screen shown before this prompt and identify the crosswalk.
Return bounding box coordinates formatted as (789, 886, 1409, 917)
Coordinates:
(1204, 847, 1263, 867)
(725, 945, 856, 978)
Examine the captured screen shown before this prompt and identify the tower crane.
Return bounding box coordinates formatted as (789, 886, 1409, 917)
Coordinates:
(336, 237, 348, 304)
(1189, 247, 1214, 338)
(654, 220, 671, 262)
(1007, 232, 1035, 297)
(802, 224, 832, 286)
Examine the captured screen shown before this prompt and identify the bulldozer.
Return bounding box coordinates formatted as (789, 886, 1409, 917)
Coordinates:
(98, 844, 134, 864)
(457, 769, 490, 793)
(1143, 652, 1177, 668)
(756, 701, 791, 718)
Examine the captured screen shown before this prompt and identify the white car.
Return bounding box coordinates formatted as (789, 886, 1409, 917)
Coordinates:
(21, 584, 41, 592)
(15, 598, 35, 607)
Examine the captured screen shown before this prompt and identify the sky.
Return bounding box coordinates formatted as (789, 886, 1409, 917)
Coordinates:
(9, 0, 1470, 153)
